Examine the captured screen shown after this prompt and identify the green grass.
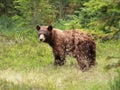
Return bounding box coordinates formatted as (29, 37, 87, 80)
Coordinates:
(109, 70, 120, 90)
(0, 29, 120, 90)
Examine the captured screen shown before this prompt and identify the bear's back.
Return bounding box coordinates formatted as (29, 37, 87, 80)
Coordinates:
(63, 30, 94, 41)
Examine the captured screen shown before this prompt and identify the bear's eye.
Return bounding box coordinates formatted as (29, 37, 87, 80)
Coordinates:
(38, 34, 42, 38)
(38, 34, 40, 38)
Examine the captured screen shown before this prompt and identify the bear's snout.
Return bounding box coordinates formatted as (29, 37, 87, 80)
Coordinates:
(39, 34, 45, 42)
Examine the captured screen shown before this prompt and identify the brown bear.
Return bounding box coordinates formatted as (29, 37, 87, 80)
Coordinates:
(36, 25, 96, 71)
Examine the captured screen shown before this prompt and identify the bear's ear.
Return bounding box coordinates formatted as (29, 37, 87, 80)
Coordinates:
(36, 25, 41, 31)
(47, 25, 53, 31)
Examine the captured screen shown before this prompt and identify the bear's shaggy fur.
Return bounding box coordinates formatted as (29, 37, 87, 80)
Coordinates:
(36, 25, 96, 71)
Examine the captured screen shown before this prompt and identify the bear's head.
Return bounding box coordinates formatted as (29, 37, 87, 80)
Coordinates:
(36, 25, 53, 42)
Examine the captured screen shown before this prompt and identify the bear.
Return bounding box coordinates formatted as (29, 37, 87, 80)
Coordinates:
(36, 25, 96, 71)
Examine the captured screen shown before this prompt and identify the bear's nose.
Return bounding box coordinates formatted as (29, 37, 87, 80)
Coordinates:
(40, 39, 43, 41)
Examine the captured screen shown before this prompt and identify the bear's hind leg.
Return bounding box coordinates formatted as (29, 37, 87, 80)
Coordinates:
(76, 56, 89, 71)
(88, 42, 96, 67)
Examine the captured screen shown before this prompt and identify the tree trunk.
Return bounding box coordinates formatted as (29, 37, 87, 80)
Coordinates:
(32, 0, 38, 25)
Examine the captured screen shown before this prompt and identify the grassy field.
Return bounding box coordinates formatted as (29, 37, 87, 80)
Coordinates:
(0, 29, 120, 90)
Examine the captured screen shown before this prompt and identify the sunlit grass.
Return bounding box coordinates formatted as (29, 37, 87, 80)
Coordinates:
(0, 65, 114, 90)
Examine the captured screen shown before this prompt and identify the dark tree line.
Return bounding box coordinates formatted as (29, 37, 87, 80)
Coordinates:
(0, 0, 120, 40)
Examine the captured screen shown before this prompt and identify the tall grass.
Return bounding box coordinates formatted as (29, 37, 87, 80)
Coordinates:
(0, 26, 120, 90)
(110, 70, 120, 90)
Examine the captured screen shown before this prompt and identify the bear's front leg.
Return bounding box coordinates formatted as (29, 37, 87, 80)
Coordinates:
(54, 54, 66, 66)
(53, 48, 66, 66)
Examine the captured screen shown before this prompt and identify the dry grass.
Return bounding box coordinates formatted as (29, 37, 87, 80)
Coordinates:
(0, 59, 118, 90)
